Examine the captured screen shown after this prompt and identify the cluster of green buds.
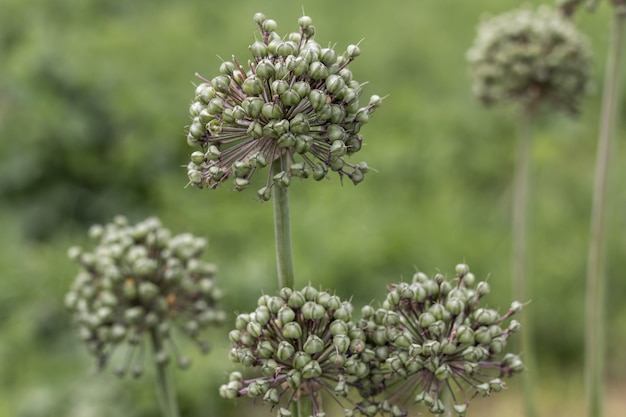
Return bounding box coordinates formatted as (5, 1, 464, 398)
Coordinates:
(220, 286, 372, 417)
(467, 5, 592, 115)
(357, 264, 524, 416)
(65, 216, 225, 377)
(186, 12, 381, 201)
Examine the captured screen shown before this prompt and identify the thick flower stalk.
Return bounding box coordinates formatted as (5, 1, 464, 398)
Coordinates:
(220, 286, 373, 417)
(467, 5, 591, 114)
(185, 13, 381, 200)
(65, 215, 225, 376)
(358, 264, 524, 416)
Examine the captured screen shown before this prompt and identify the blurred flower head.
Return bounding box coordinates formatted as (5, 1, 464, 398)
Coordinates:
(220, 286, 374, 417)
(185, 12, 381, 201)
(467, 6, 592, 115)
(357, 264, 524, 416)
(65, 215, 225, 377)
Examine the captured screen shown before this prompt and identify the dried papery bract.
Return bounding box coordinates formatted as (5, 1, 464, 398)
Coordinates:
(358, 264, 524, 416)
(65, 215, 225, 375)
(185, 13, 382, 200)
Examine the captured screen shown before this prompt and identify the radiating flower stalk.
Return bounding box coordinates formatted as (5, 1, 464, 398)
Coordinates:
(467, 6, 591, 417)
(65, 216, 225, 417)
(219, 265, 524, 417)
(557, 2, 626, 417)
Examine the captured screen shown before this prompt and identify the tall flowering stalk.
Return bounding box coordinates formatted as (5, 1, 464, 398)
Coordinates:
(558, 2, 626, 417)
(185, 12, 381, 417)
(65, 216, 225, 417)
(467, 6, 592, 417)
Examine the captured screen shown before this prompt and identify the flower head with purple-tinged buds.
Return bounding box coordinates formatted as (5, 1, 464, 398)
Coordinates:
(65, 216, 225, 377)
(185, 13, 381, 200)
(357, 264, 524, 416)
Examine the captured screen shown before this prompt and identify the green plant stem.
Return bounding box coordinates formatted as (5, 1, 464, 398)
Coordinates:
(585, 7, 626, 417)
(513, 109, 538, 417)
(150, 329, 181, 417)
(271, 155, 302, 416)
(272, 155, 296, 290)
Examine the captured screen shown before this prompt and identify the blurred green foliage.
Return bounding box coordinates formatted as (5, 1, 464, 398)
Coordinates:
(1, 0, 626, 416)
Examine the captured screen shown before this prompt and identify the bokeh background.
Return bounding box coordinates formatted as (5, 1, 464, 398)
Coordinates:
(1, 0, 625, 416)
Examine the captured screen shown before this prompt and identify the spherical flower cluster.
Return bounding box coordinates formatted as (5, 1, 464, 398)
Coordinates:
(65, 216, 225, 376)
(220, 286, 372, 417)
(357, 264, 524, 416)
(467, 6, 591, 115)
(186, 12, 381, 201)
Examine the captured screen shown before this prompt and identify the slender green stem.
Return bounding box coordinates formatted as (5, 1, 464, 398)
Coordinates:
(272, 155, 296, 290)
(512, 108, 539, 417)
(271, 154, 303, 415)
(150, 329, 181, 417)
(585, 8, 626, 417)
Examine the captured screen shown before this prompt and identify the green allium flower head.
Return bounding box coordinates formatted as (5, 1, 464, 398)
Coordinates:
(467, 6, 592, 115)
(65, 215, 225, 377)
(357, 264, 524, 416)
(185, 13, 381, 201)
(220, 286, 372, 417)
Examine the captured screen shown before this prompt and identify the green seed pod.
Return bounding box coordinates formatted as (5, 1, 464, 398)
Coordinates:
(418, 312, 436, 328)
(474, 326, 492, 345)
(250, 40, 268, 58)
(286, 369, 302, 389)
(308, 89, 327, 111)
(242, 75, 263, 96)
(255, 59, 275, 79)
(242, 97, 264, 118)
(234, 177, 250, 191)
(293, 351, 312, 370)
(308, 61, 329, 80)
(320, 48, 337, 66)
(510, 301, 523, 313)
(303, 335, 324, 355)
(476, 281, 490, 296)
(301, 301, 324, 320)
(276, 340, 295, 362)
(292, 81, 311, 100)
(263, 387, 280, 405)
(301, 360, 323, 379)
(282, 321, 302, 339)
(246, 321, 263, 339)
(475, 308, 499, 325)
(262, 102, 284, 120)
(333, 334, 350, 353)
(329, 319, 348, 336)
(277, 306, 295, 325)
(280, 89, 301, 107)
(435, 364, 452, 380)
(508, 319, 521, 333)
(325, 74, 345, 95)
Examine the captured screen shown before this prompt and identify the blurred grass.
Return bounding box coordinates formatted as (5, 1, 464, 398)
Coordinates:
(1, 0, 626, 416)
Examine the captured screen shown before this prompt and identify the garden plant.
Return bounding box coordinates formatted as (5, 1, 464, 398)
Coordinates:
(65, 11, 528, 417)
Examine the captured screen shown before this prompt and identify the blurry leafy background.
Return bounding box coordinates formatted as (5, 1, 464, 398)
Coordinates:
(1, 0, 625, 416)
